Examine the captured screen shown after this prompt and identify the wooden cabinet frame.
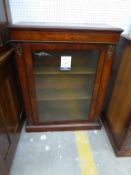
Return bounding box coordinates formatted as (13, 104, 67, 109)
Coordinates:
(8, 23, 122, 131)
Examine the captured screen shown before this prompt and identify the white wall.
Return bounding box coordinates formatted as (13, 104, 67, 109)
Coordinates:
(9, 0, 131, 33)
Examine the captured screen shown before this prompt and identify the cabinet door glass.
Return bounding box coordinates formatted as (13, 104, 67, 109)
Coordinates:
(127, 136, 131, 147)
(32, 50, 99, 122)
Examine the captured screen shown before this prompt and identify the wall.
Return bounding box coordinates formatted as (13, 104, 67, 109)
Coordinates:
(8, 0, 131, 33)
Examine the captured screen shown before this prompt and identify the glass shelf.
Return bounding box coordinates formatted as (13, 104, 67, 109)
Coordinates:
(36, 88, 92, 101)
(33, 66, 96, 75)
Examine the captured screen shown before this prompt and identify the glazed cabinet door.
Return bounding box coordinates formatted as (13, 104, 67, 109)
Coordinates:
(18, 42, 111, 130)
(32, 48, 99, 123)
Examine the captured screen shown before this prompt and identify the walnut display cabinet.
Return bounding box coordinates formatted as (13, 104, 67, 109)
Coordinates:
(103, 35, 131, 157)
(8, 23, 123, 132)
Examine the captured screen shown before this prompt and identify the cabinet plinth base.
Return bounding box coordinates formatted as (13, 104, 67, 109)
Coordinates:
(26, 121, 102, 132)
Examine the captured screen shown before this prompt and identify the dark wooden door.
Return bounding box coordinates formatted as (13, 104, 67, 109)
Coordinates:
(0, 48, 24, 172)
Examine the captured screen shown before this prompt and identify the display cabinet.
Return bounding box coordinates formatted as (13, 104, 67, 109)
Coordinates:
(8, 23, 123, 131)
(103, 35, 131, 156)
(0, 47, 24, 173)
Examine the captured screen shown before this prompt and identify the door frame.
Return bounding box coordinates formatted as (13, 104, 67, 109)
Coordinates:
(15, 42, 115, 131)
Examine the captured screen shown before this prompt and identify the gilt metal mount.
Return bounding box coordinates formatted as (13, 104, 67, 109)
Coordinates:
(107, 45, 114, 58)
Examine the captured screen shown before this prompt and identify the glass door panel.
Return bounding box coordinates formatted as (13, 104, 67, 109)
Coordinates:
(32, 50, 99, 122)
(128, 137, 131, 147)
(127, 136, 131, 148)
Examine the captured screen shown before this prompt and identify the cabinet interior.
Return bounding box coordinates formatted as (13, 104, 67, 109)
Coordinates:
(32, 50, 99, 122)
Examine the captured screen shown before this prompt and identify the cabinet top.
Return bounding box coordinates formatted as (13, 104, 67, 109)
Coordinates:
(8, 22, 123, 44)
(8, 22, 123, 32)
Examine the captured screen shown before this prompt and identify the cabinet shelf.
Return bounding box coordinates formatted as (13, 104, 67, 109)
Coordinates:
(36, 88, 92, 101)
(33, 66, 96, 75)
(35, 74, 93, 101)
